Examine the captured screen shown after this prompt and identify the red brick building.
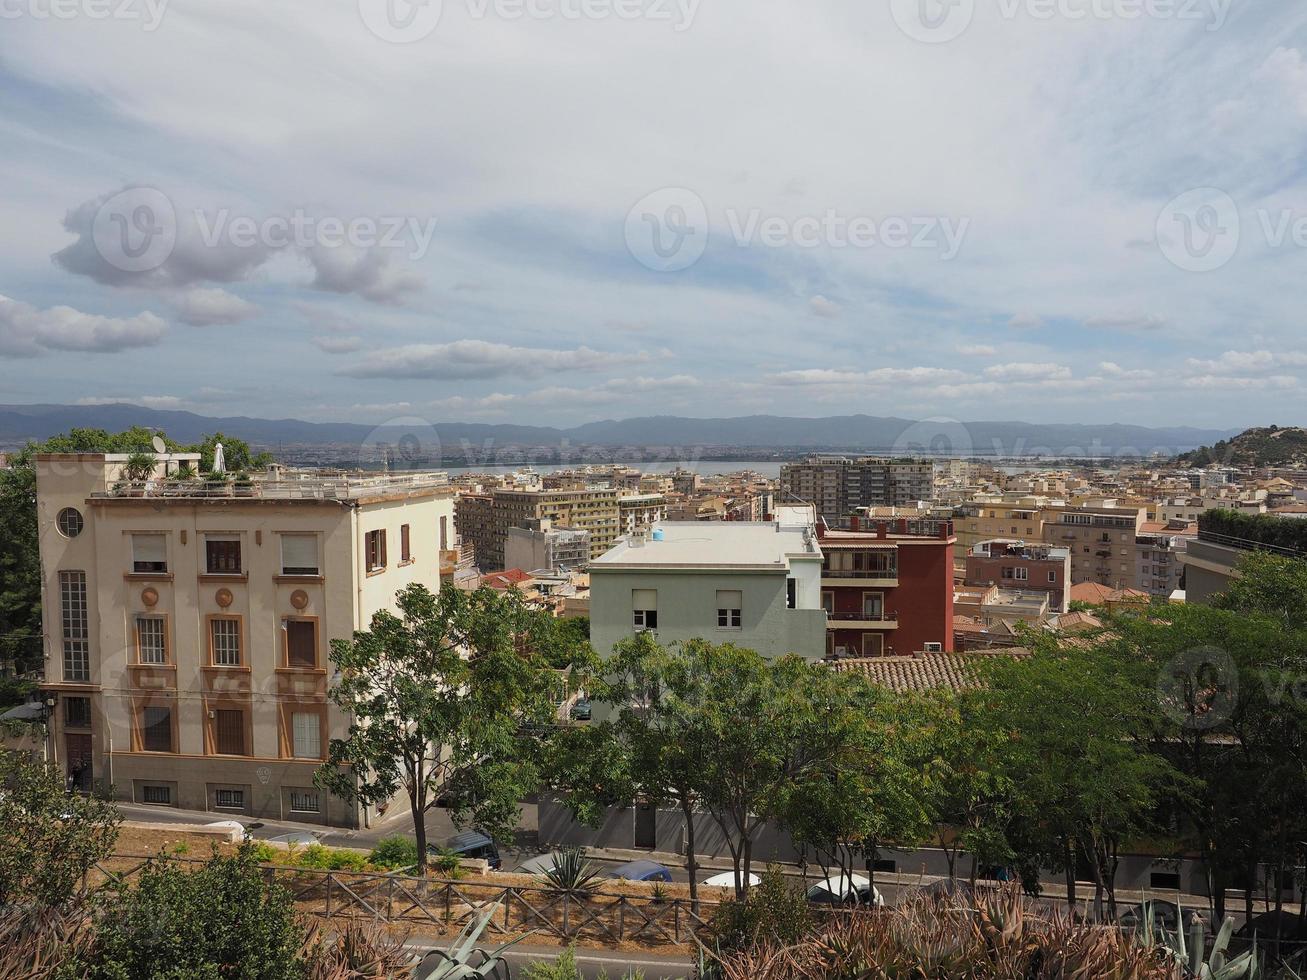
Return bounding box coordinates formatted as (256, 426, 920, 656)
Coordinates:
(817, 517, 956, 658)
(964, 539, 1072, 613)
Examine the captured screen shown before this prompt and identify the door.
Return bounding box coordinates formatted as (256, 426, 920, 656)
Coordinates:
(862, 592, 883, 620)
(634, 802, 657, 850)
(66, 734, 93, 792)
(862, 633, 884, 657)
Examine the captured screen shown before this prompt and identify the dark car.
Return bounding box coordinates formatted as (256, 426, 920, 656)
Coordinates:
(606, 859, 673, 883)
(430, 830, 501, 870)
(570, 698, 592, 722)
(1238, 910, 1307, 942)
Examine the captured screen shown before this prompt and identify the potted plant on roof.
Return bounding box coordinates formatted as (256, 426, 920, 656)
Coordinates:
(123, 452, 157, 494)
(233, 471, 255, 497)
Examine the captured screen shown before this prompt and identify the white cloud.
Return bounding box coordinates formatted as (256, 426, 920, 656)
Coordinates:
(808, 295, 841, 318)
(0, 295, 166, 356)
(313, 335, 365, 354)
(766, 367, 966, 387)
(341, 341, 658, 380)
(1184, 350, 1307, 376)
(1008, 313, 1044, 330)
(983, 362, 1073, 382)
(172, 287, 258, 326)
(1083, 313, 1167, 332)
(957, 344, 996, 357)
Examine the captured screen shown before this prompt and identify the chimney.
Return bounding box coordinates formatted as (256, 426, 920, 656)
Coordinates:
(850, 515, 860, 532)
(877, 522, 888, 540)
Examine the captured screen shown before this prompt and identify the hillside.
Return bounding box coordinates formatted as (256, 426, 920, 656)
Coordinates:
(1179, 426, 1307, 468)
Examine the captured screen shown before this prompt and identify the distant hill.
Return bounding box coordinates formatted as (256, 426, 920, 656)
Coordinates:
(1180, 426, 1307, 468)
(0, 403, 1237, 458)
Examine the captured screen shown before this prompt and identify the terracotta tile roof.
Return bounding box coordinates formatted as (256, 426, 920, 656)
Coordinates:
(1053, 611, 1103, 632)
(1068, 582, 1115, 605)
(482, 568, 534, 589)
(829, 650, 1031, 692)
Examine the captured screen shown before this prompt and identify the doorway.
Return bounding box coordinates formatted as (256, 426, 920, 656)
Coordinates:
(634, 802, 657, 849)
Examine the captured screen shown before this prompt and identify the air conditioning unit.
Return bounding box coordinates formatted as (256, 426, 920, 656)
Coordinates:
(923, 642, 944, 653)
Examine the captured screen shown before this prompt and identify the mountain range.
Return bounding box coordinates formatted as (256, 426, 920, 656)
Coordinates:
(0, 403, 1239, 459)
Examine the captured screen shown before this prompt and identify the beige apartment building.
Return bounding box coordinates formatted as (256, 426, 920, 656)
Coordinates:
(35, 452, 455, 827)
(952, 499, 1051, 558)
(457, 487, 645, 570)
(1040, 504, 1146, 588)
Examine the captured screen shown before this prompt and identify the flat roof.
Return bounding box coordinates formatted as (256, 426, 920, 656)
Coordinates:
(591, 521, 819, 571)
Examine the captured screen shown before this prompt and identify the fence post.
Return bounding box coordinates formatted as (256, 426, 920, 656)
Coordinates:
(563, 893, 570, 937)
(618, 898, 625, 941)
(326, 873, 332, 919)
(675, 901, 680, 944)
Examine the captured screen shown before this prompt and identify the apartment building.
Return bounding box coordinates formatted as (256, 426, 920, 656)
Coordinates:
(1135, 521, 1195, 597)
(780, 456, 935, 523)
(817, 516, 955, 659)
(952, 499, 1051, 558)
(589, 507, 827, 660)
(35, 452, 455, 827)
(617, 493, 668, 537)
(965, 539, 1071, 613)
(456, 487, 633, 570)
(504, 519, 591, 574)
(1040, 505, 1146, 588)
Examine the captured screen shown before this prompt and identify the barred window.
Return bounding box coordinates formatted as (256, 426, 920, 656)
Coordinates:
(210, 618, 242, 667)
(215, 788, 244, 809)
(136, 615, 167, 664)
(289, 790, 320, 814)
(141, 785, 171, 805)
(59, 571, 90, 682)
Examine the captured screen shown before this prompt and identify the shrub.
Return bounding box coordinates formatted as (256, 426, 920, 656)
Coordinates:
(429, 847, 463, 877)
(290, 844, 369, 872)
(522, 946, 582, 980)
(368, 836, 418, 871)
(710, 865, 812, 956)
(249, 842, 279, 864)
(541, 847, 601, 893)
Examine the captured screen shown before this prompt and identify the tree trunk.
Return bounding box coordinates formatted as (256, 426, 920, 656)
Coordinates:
(682, 797, 699, 914)
(1064, 843, 1078, 911)
(411, 782, 428, 878)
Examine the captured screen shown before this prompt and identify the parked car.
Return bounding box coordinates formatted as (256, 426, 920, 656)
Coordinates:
(570, 698, 592, 722)
(430, 829, 501, 870)
(606, 859, 673, 883)
(265, 830, 319, 846)
(515, 852, 566, 876)
(1238, 910, 1307, 942)
(806, 873, 885, 907)
(701, 870, 761, 889)
(1118, 900, 1203, 934)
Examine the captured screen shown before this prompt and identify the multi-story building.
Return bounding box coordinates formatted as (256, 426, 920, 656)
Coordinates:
(952, 499, 1051, 557)
(1135, 521, 1195, 597)
(780, 456, 935, 523)
(589, 507, 827, 660)
(34, 452, 455, 827)
(617, 493, 668, 537)
(504, 519, 591, 574)
(1040, 505, 1146, 588)
(817, 516, 955, 659)
(965, 539, 1071, 613)
(456, 487, 632, 570)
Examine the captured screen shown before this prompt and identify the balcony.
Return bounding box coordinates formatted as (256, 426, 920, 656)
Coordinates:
(821, 572, 899, 588)
(825, 611, 899, 630)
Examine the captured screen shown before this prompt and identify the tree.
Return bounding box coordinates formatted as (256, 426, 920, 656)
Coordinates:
(86, 843, 308, 980)
(0, 750, 121, 909)
(193, 432, 273, 473)
(317, 584, 574, 876)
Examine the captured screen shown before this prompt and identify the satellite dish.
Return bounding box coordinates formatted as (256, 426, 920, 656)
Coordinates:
(151, 436, 167, 454)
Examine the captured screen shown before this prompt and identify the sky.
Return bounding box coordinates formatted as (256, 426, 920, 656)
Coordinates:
(2, 0, 1307, 430)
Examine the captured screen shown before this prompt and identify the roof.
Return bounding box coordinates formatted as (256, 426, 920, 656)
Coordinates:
(830, 650, 1031, 692)
(1068, 581, 1115, 605)
(1053, 611, 1103, 632)
(482, 569, 534, 589)
(591, 521, 819, 571)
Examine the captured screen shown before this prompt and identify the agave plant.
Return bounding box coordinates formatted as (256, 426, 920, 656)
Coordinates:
(540, 848, 602, 894)
(1148, 915, 1259, 980)
(414, 901, 531, 980)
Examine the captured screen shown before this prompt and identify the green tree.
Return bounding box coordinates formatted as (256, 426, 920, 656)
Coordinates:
(317, 584, 574, 875)
(87, 843, 308, 980)
(192, 432, 273, 473)
(0, 750, 121, 909)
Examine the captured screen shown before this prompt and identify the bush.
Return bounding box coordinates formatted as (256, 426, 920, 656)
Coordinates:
(367, 836, 418, 870)
(541, 847, 601, 893)
(522, 946, 582, 980)
(291, 844, 369, 872)
(428, 847, 462, 876)
(249, 842, 279, 864)
(1199, 509, 1307, 555)
(710, 865, 812, 956)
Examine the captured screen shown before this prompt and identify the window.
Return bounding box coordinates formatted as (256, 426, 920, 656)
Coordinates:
(205, 536, 241, 574)
(1014, 567, 1029, 581)
(209, 617, 242, 667)
(136, 615, 168, 665)
(280, 534, 319, 576)
(632, 589, 658, 630)
(284, 619, 317, 668)
(289, 790, 320, 814)
(365, 529, 387, 572)
(1048, 571, 1057, 583)
(65, 696, 91, 729)
(786, 577, 797, 609)
(439, 516, 448, 552)
(862, 593, 883, 619)
(291, 712, 322, 759)
(215, 788, 245, 809)
(142, 706, 173, 752)
(821, 591, 834, 614)
(1150, 871, 1181, 891)
(59, 571, 90, 682)
(57, 507, 84, 538)
(141, 785, 171, 805)
(1001, 567, 1014, 579)
(716, 590, 742, 629)
(213, 708, 246, 755)
(400, 524, 412, 562)
(131, 533, 167, 574)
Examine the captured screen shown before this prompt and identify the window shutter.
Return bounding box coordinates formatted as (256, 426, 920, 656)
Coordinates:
(215, 709, 244, 755)
(281, 535, 318, 574)
(632, 589, 657, 610)
(286, 620, 316, 667)
(716, 590, 742, 609)
(133, 534, 167, 565)
(292, 712, 321, 759)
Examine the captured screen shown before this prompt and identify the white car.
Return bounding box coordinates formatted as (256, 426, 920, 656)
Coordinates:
(701, 870, 761, 889)
(805, 873, 885, 907)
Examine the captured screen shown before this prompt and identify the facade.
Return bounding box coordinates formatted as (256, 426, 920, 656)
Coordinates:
(588, 508, 827, 660)
(1040, 505, 1146, 588)
(952, 500, 1050, 559)
(964, 539, 1071, 613)
(455, 487, 632, 570)
(817, 517, 956, 658)
(1134, 522, 1194, 597)
(504, 519, 591, 574)
(780, 456, 935, 523)
(35, 453, 455, 827)
(617, 493, 668, 537)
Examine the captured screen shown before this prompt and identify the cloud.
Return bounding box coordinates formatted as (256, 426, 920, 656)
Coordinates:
(1099, 361, 1156, 381)
(313, 335, 365, 354)
(340, 340, 656, 380)
(172, 287, 258, 326)
(75, 395, 185, 409)
(983, 362, 1073, 382)
(1184, 350, 1307, 377)
(0, 295, 166, 356)
(809, 295, 841, 318)
(302, 246, 425, 305)
(1008, 313, 1043, 330)
(767, 367, 966, 386)
(426, 375, 702, 414)
(957, 344, 996, 357)
(1083, 313, 1167, 332)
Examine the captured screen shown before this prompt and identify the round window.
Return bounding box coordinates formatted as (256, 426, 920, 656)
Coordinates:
(57, 507, 84, 538)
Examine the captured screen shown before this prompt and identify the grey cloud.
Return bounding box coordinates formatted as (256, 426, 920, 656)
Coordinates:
(303, 246, 424, 305)
(0, 295, 166, 356)
(313, 335, 364, 354)
(340, 340, 652, 380)
(172, 287, 258, 326)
